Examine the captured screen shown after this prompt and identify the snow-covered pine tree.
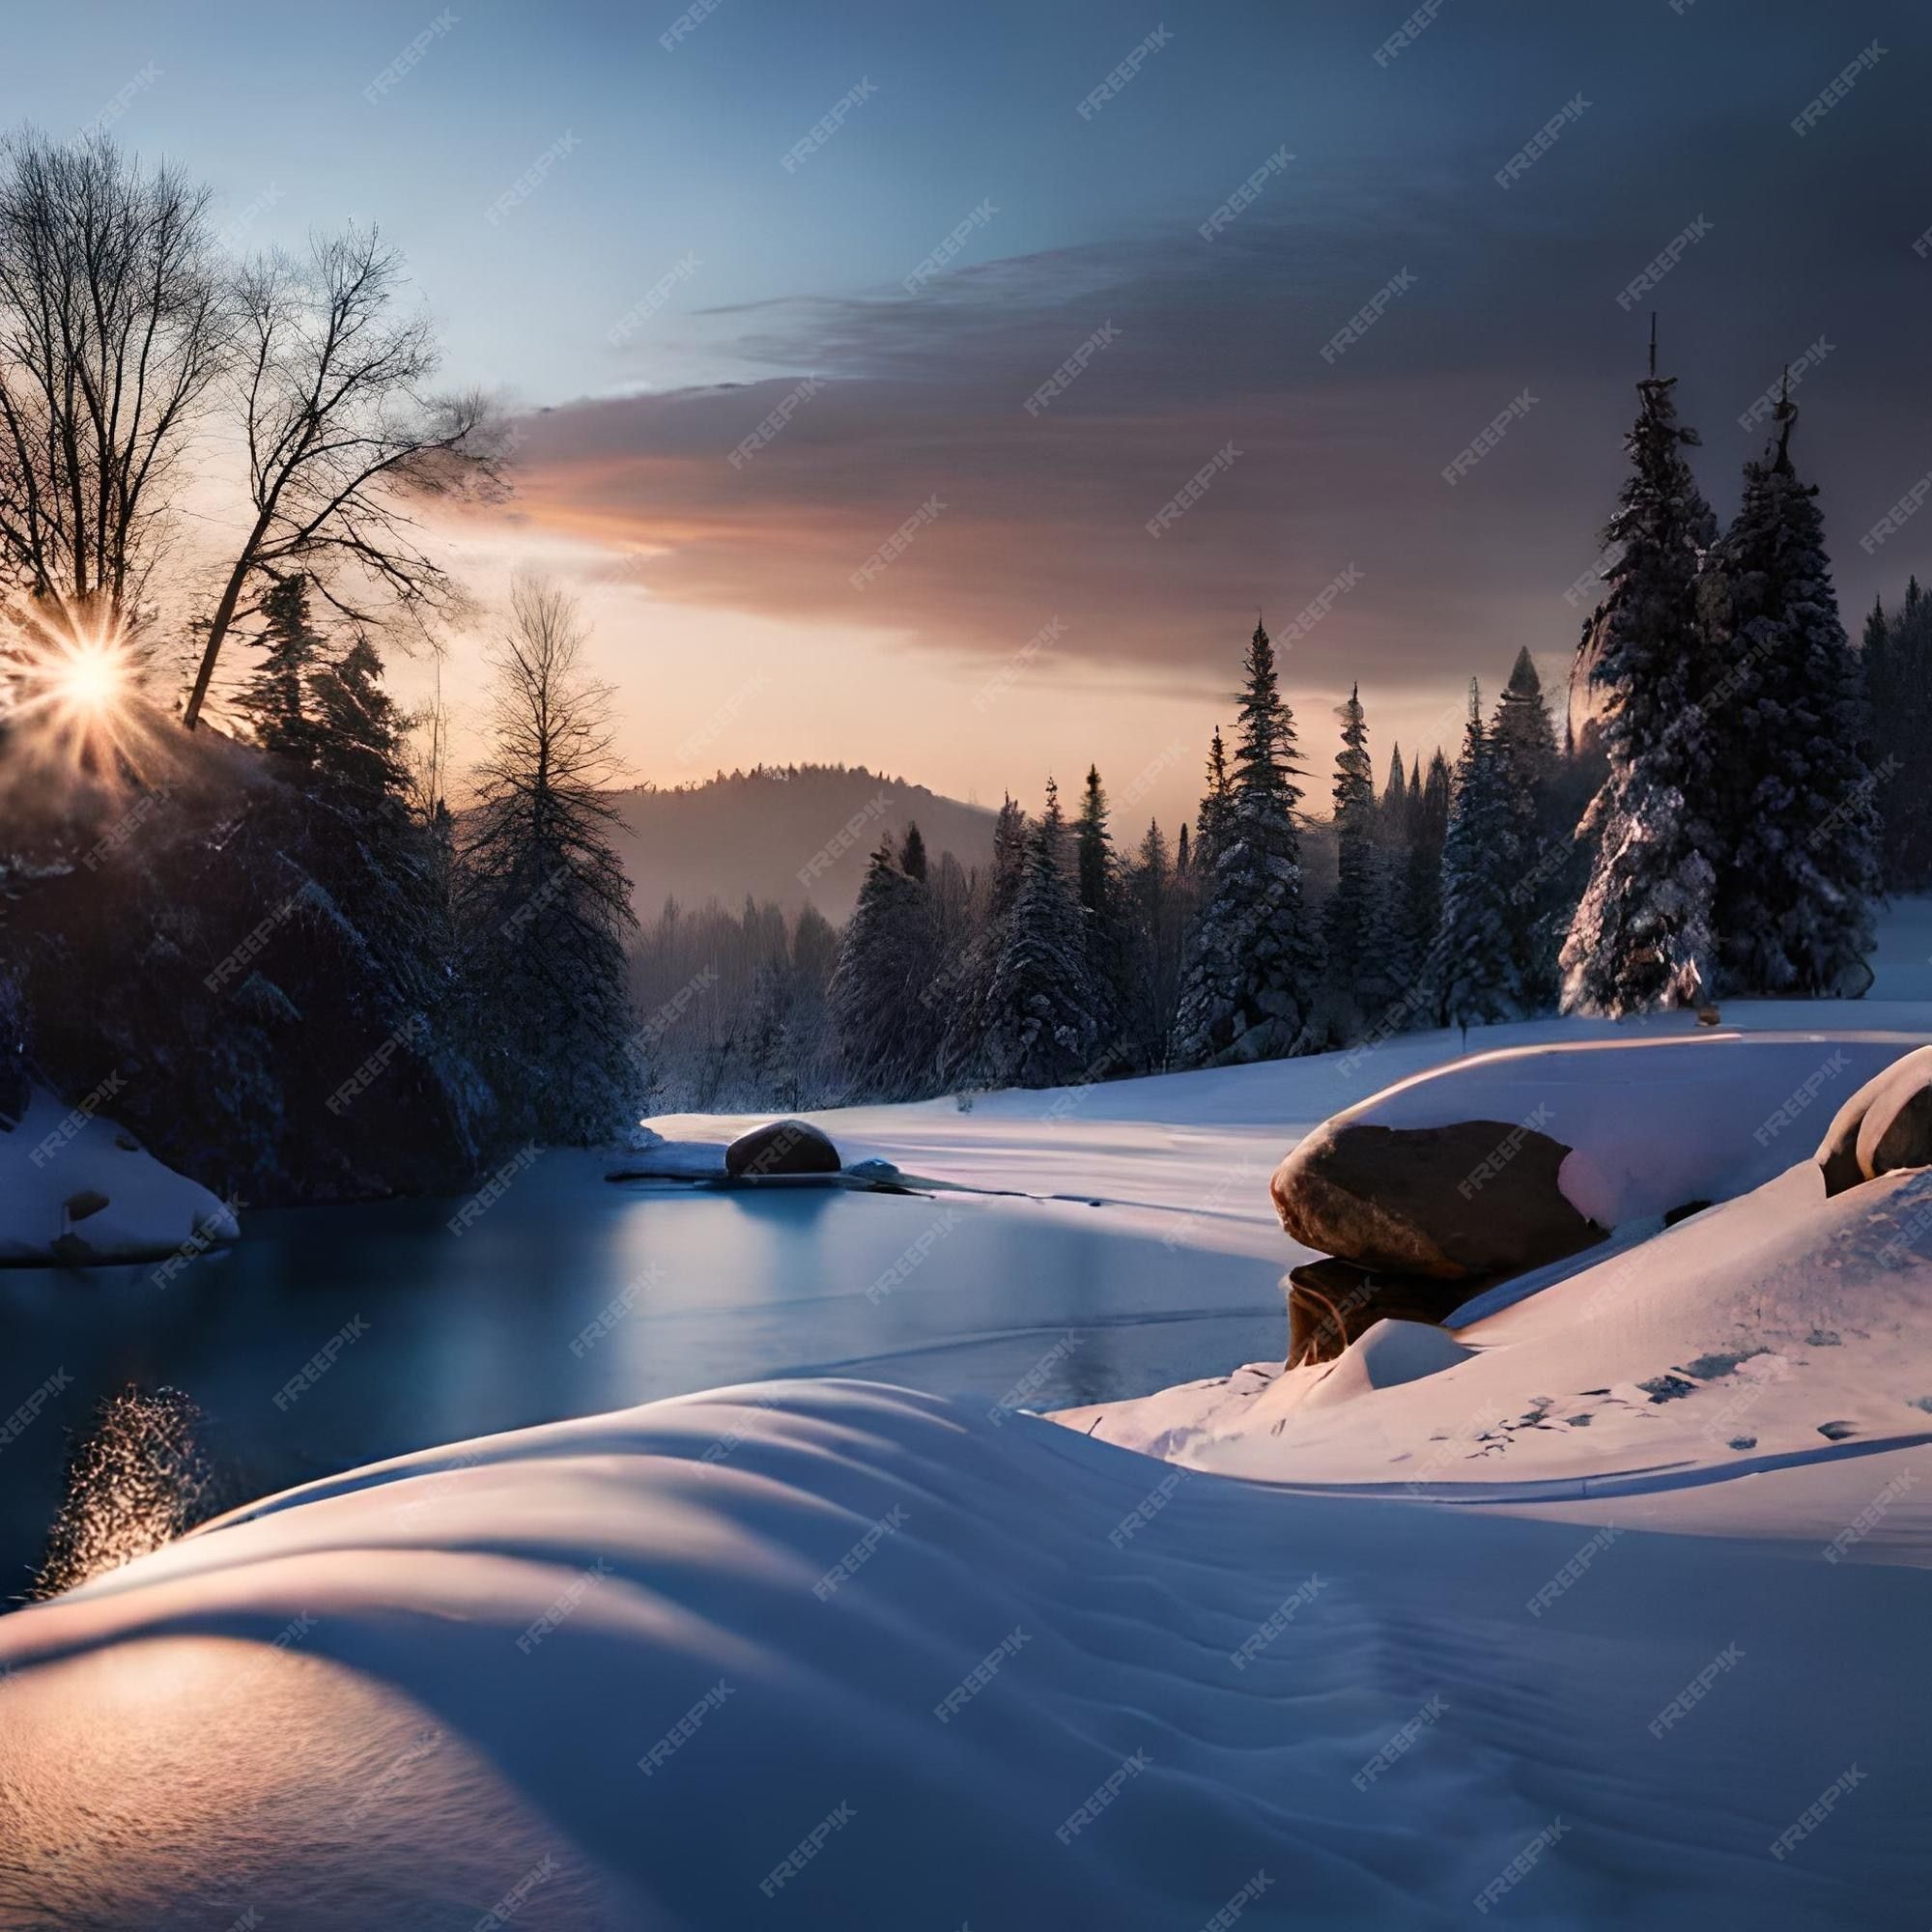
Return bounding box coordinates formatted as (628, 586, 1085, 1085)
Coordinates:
(1487, 647, 1562, 1009)
(899, 820, 929, 884)
(1075, 763, 1125, 1041)
(1194, 725, 1235, 869)
(981, 779, 1106, 1088)
(1171, 622, 1321, 1065)
(1699, 388, 1877, 993)
(460, 576, 640, 1144)
(1864, 582, 1932, 889)
(828, 838, 938, 1097)
(935, 794, 1027, 1089)
(1560, 342, 1719, 1017)
(1121, 818, 1185, 1071)
(238, 571, 328, 770)
(1402, 748, 1449, 1019)
(1438, 682, 1521, 1026)
(1321, 683, 1395, 1037)
(1378, 741, 1410, 845)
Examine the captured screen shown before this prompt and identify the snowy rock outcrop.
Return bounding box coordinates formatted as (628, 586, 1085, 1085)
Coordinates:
(1270, 1117, 1603, 1281)
(724, 1118, 841, 1177)
(1816, 1045, 1932, 1195)
(0, 1087, 238, 1264)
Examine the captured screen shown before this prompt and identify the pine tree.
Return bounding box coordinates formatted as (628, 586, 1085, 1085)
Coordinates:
(936, 795, 1029, 1089)
(1439, 683, 1521, 1025)
(1561, 340, 1719, 1017)
(1172, 622, 1321, 1065)
(460, 577, 640, 1143)
(828, 838, 937, 1097)
(1074, 763, 1124, 1040)
(1121, 818, 1186, 1070)
(1321, 683, 1394, 1037)
(1378, 741, 1410, 844)
(1488, 647, 1562, 1009)
(982, 780, 1105, 1087)
(1700, 388, 1877, 992)
(899, 820, 928, 884)
(238, 571, 327, 771)
(1194, 725, 1235, 867)
(309, 631, 412, 813)
(1401, 749, 1449, 1019)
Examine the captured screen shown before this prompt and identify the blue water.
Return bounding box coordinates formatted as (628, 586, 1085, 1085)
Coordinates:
(0, 1154, 1285, 1592)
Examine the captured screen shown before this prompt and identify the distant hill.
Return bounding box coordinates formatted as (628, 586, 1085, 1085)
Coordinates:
(607, 765, 1000, 925)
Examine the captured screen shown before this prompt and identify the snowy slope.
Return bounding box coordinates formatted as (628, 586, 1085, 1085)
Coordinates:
(0, 1086, 237, 1264)
(1, 1378, 1927, 1930)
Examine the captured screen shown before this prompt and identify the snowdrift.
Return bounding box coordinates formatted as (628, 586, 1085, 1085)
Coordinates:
(1, 1378, 1927, 1928)
(0, 1086, 236, 1264)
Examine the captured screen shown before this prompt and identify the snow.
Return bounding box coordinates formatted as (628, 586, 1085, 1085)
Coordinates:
(0, 1086, 237, 1264)
(7, 906, 1932, 1923)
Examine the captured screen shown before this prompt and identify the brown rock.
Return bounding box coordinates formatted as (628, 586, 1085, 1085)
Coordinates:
(1286, 1258, 1476, 1367)
(1270, 1118, 1605, 1281)
(1815, 1046, 1932, 1195)
(724, 1119, 841, 1179)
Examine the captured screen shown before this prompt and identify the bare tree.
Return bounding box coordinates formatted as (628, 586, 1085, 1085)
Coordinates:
(0, 130, 226, 631)
(182, 225, 503, 729)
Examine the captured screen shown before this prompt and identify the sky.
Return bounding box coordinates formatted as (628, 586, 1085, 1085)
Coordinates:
(9, 0, 1929, 833)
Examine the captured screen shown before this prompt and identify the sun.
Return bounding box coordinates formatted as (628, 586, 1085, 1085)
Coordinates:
(2, 603, 156, 782)
(43, 639, 129, 716)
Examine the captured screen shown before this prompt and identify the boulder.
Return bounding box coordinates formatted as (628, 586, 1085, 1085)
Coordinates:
(724, 1119, 841, 1179)
(1286, 1257, 1475, 1367)
(1815, 1046, 1932, 1195)
(1270, 1118, 1605, 1282)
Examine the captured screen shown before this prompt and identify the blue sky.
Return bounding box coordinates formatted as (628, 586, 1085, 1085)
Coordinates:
(8, 2, 1928, 827)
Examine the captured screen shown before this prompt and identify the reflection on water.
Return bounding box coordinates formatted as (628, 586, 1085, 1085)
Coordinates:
(0, 1154, 1284, 1592)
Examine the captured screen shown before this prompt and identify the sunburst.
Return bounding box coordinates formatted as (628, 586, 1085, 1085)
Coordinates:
(1, 597, 164, 783)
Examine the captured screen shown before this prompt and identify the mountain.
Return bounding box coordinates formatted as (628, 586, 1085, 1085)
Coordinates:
(607, 764, 1000, 923)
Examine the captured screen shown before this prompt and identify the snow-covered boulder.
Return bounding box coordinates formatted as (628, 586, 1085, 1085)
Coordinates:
(1271, 1116, 1604, 1281)
(724, 1117, 840, 1178)
(1286, 1257, 1472, 1364)
(1815, 1045, 1932, 1194)
(0, 1086, 237, 1264)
